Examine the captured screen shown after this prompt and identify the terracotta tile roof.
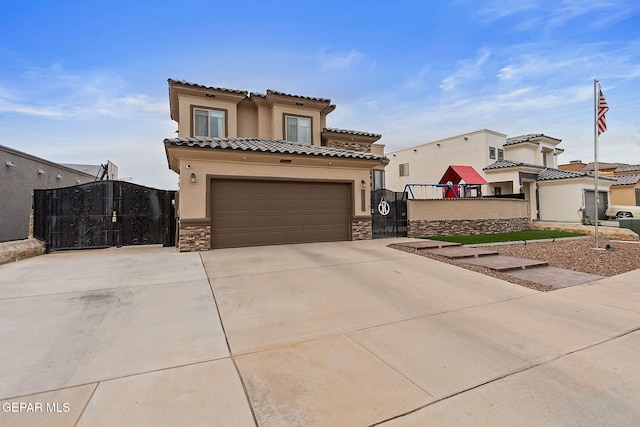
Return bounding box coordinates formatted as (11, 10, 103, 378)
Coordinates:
(483, 160, 544, 170)
(505, 134, 562, 146)
(249, 89, 331, 104)
(613, 174, 640, 186)
(614, 164, 640, 173)
(323, 128, 381, 138)
(484, 161, 617, 182)
(537, 168, 587, 180)
(168, 79, 332, 104)
(580, 161, 628, 171)
(164, 137, 387, 161)
(167, 79, 248, 96)
(537, 168, 616, 181)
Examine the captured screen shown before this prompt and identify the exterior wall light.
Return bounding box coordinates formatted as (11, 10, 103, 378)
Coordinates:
(190, 172, 196, 183)
(6, 160, 15, 167)
(361, 179, 366, 188)
(38, 169, 45, 174)
(56, 174, 63, 179)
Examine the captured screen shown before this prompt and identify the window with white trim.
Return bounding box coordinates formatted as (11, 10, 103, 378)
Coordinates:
(194, 108, 225, 137)
(285, 116, 311, 144)
(399, 163, 410, 177)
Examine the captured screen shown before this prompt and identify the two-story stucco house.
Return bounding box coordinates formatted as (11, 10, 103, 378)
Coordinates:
(386, 130, 615, 222)
(163, 79, 388, 251)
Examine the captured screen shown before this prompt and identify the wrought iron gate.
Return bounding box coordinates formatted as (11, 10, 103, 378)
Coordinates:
(371, 189, 407, 238)
(34, 181, 176, 251)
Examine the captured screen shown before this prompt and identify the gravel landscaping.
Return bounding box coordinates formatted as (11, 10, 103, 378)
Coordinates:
(391, 236, 640, 292)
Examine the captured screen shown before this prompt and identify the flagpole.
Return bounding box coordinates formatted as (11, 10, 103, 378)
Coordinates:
(593, 79, 599, 249)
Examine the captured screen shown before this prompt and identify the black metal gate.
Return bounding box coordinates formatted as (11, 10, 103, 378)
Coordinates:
(371, 189, 407, 238)
(34, 181, 176, 252)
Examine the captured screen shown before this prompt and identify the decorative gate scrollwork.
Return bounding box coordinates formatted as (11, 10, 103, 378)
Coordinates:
(34, 181, 176, 252)
(371, 189, 407, 239)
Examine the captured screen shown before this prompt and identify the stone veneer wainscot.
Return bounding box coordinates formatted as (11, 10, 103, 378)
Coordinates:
(179, 223, 211, 252)
(352, 218, 373, 240)
(409, 218, 530, 238)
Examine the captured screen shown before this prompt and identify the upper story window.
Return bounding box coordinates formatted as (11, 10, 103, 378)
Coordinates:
(399, 163, 410, 177)
(285, 115, 311, 144)
(194, 108, 225, 137)
(497, 149, 504, 161)
(489, 147, 496, 159)
(373, 169, 385, 190)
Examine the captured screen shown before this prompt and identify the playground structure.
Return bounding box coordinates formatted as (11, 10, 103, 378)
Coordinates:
(403, 183, 483, 200)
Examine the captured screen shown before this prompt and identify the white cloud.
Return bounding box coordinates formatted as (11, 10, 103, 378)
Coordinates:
(320, 48, 365, 70)
(475, 0, 540, 24)
(440, 49, 491, 91)
(0, 65, 166, 120)
(404, 65, 432, 90)
(475, 0, 640, 34)
(0, 98, 64, 117)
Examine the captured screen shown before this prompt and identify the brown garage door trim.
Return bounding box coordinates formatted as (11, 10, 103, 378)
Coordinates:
(208, 175, 354, 248)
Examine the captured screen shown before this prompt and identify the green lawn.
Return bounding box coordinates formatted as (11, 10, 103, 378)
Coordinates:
(422, 230, 586, 244)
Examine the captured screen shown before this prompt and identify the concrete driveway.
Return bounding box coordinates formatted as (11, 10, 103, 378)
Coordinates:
(1, 240, 640, 426)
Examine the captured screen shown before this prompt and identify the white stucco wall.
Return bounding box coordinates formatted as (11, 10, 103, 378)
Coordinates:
(538, 178, 614, 222)
(504, 144, 537, 164)
(385, 129, 506, 192)
(504, 140, 561, 168)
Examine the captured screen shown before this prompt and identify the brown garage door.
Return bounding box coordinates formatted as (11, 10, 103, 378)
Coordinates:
(211, 179, 351, 248)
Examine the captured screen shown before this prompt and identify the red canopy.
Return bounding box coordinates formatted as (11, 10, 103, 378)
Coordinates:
(438, 165, 488, 185)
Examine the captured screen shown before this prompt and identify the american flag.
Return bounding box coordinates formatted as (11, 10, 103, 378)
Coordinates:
(597, 89, 609, 135)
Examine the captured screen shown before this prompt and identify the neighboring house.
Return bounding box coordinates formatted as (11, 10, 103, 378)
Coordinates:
(610, 164, 640, 206)
(386, 129, 507, 195)
(559, 161, 640, 207)
(0, 145, 98, 242)
(163, 79, 387, 251)
(386, 131, 614, 222)
(610, 173, 640, 206)
(575, 161, 628, 176)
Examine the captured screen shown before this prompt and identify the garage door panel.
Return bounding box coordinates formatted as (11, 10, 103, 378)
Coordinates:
(211, 180, 351, 249)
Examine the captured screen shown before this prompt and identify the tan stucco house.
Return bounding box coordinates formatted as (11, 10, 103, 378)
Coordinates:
(609, 165, 640, 206)
(386, 130, 614, 222)
(163, 79, 388, 251)
(559, 161, 640, 208)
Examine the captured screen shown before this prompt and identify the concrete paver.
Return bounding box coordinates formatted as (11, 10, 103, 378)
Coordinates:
(460, 254, 548, 271)
(433, 291, 640, 364)
(553, 269, 640, 313)
(0, 278, 228, 400)
(1, 239, 640, 426)
(349, 316, 529, 399)
(423, 246, 499, 258)
(506, 266, 604, 288)
(208, 242, 535, 354)
(234, 335, 432, 427)
(77, 359, 255, 427)
(200, 239, 417, 279)
(0, 246, 207, 298)
(380, 331, 640, 426)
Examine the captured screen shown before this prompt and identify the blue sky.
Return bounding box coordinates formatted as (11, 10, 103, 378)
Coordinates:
(2, 0, 639, 189)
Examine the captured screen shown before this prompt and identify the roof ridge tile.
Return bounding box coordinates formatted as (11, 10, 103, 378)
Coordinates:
(164, 137, 387, 162)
